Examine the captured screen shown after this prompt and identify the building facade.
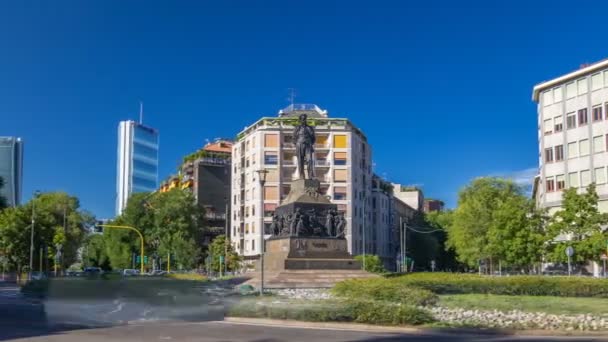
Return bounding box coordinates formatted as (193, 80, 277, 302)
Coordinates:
(370, 175, 394, 268)
(0, 137, 23, 207)
(230, 104, 372, 258)
(161, 139, 233, 246)
(532, 60, 608, 214)
(392, 184, 424, 211)
(390, 196, 418, 272)
(423, 199, 444, 213)
(116, 120, 159, 215)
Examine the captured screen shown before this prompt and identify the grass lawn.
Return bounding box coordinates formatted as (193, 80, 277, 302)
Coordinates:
(439, 294, 608, 315)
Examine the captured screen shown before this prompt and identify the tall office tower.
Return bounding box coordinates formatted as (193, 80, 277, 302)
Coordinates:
(116, 120, 159, 215)
(0, 137, 23, 207)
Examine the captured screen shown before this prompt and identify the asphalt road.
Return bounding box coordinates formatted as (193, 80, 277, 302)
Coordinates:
(0, 280, 606, 342)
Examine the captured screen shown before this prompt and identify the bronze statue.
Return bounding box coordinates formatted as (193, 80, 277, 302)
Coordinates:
(294, 113, 315, 179)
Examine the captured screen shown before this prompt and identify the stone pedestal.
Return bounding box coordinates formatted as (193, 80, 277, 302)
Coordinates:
(262, 236, 361, 271)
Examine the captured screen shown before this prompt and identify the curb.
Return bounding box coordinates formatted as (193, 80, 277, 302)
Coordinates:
(224, 317, 608, 338)
(223, 317, 424, 333)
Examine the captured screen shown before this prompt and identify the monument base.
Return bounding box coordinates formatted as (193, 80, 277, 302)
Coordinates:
(260, 236, 361, 271)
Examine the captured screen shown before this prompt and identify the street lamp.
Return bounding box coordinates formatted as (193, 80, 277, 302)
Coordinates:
(255, 169, 268, 295)
(29, 190, 41, 281)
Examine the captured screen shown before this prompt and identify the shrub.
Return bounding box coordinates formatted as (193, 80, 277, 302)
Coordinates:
(332, 278, 438, 306)
(394, 273, 608, 297)
(166, 273, 207, 281)
(354, 255, 386, 274)
(227, 298, 434, 326)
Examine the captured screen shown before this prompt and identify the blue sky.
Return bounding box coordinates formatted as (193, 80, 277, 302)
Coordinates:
(1, 0, 606, 218)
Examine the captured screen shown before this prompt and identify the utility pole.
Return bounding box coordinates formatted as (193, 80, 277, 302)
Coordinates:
(29, 190, 40, 281)
(403, 222, 407, 273)
(399, 216, 403, 273)
(362, 192, 366, 271)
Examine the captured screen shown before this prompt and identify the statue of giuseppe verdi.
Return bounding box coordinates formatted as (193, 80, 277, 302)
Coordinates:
(294, 113, 315, 180)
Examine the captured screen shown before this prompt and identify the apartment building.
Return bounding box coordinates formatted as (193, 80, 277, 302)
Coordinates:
(532, 60, 608, 214)
(230, 104, 372, 258)
(370, 175, 394, 268)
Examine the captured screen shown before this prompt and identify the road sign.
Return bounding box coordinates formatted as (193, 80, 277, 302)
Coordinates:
(601, 254, 608, 261)
(565, 246, 574, 257)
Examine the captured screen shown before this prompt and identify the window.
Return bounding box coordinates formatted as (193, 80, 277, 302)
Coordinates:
(334, 152, 347, 165)
(592, 73, 603, 90)
(246, 158, 250, 167)
(316, 135, 328, 146)
(556, 175, 565, 190)
(251, 136, 256, 148)
(566, 82, 576, 98)
(596, 167, 607, 184)
(580, 139, 590, 156)
(264, 151, 278, 165)
(578, 78, 588, 94)
(334, 186, 347, 200)
(333, 134, 347, 148)
(252, 205, 255, 216)
(334, 169, 347, 182)
(245, 206, 249, 217)
(544, 147, 553, 163)
(554, 116, 563, 132)
(252, 153, 256, 165)
(543, 90, 552, 104)
(546, 178, 555, 192)
(245, 223, 249, 234)
(578, 108, 588, 125)
(264, 134, 278, 147)
(594, 136, 605, 153)
(593, 106, 603, 121)
(555, 145, 564, 161)
(543, 119, 552, 135)
(264, 203, 277, 217)
(581, 170, 591, 187)
(246, 189, 250, 201)
(263, 186, 278, 200)
(569, 172, 579, 188)
(568, 142, 578, 158)
(566, 113, 576, 129)
(281, 185, 291, 199)
(251, 240, 255, 251)
(554, 87, 563, 102)
(251, 222, 255, 234)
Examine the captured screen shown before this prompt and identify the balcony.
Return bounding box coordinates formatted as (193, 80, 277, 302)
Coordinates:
(315, 160, 330, 167)
(314, 143, 330, 149)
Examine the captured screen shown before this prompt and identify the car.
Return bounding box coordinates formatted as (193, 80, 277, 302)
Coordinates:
(83, 267, 102, 276)
(122, 269, 140, 277)
(30, 272, 47, 280)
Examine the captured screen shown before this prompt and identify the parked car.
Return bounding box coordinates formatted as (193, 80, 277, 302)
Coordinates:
(122, 269, 140, 277)
(30, 272, 47, 280)
(83, 267, 102, 276)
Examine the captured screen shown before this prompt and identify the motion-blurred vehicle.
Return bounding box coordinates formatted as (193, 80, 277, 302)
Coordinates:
(122, 269, 140, 277)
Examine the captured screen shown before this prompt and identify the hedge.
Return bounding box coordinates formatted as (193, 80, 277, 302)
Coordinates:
(332, 278, 438, 306)
(227, 299, 434, 326)
(393, 273, 608, 298)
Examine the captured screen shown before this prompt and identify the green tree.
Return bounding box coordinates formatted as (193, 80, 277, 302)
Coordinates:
(447, 177, 528, 268)
(82, 234, 110, 270)
(354, 254, 386, 273)
(0, 192, 93, 274)
(546, 183, 608, 264)
(425, 210, 461, 271)
(207, 235, 241, 272)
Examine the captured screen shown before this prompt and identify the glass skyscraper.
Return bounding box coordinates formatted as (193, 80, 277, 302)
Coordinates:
(116, 121, 159, 215)
(0, 137, 23, 207)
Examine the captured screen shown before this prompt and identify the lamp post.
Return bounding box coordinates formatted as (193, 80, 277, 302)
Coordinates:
(362, 191, 366, 271)
(256, 169, 268, 295)
(28, 190, 41, 281)
(224, 195, 229, 277)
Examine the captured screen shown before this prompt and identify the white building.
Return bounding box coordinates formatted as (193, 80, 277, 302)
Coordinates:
(0, 137, 23, 207)
(532, 60, 608, 214)
(116, 120, 159, 215)
(230, 104, 372, 258)
(392, 184, 424, 211)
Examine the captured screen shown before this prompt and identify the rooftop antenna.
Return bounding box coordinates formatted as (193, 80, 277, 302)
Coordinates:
(287, 88, 296, 107)
(139, 101, 143, 124)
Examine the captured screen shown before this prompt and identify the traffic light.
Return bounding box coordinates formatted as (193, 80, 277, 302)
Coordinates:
(93, 220, 104, 233)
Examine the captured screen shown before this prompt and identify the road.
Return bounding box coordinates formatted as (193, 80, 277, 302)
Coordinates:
(0, 281, 605, 342)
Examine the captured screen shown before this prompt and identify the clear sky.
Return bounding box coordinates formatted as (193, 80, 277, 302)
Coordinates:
(1, 0, 607, 218)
